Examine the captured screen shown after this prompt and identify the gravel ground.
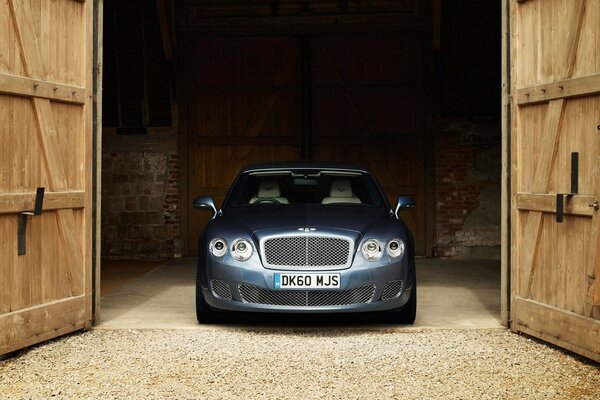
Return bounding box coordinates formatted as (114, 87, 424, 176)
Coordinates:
(1, 328, 598, 399)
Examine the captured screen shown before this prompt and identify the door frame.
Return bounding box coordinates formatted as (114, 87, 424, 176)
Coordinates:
(500, 0, 511, 328)
(92, 0, 103, 325)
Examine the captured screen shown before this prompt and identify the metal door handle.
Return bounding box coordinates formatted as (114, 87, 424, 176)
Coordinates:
(589, 201, 599, 211)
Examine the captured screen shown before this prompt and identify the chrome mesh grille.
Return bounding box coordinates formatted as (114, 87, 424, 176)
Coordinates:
(263, 236, 351, 270)
(211, 280, 232, 300)
(381, 280, 403, 301)
(238, 284, 375, 307)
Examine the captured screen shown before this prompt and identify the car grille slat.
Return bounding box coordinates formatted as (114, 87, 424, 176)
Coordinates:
(263, 236, 351, 270)
(238, 284, 375, 307)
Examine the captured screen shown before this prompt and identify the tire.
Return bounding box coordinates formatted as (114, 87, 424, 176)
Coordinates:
(395, 283, 417, 324)
(386, 266, 417, 324)
(195, 264, 216, 324)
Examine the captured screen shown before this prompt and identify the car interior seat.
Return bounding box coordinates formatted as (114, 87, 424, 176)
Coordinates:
(249, 180, 289, 204)
(321, 179, 362, 204)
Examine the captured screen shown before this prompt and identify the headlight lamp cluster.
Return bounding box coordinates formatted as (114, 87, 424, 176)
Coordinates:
(361, 238, 405, 261)
(209, 237, 253, 261)
(209, 238, 227, 257)
(361, 239, 383, 261)
(231, 239, 252, 261)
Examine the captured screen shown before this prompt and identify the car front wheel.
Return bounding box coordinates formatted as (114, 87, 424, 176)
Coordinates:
(385, 281, 416, 324)
(195, 267, 217, 324)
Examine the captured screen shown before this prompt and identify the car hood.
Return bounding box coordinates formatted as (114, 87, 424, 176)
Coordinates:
(224, 205, 390, 236)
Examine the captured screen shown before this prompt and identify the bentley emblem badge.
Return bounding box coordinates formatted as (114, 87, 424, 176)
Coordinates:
(298, 227, 317, 232)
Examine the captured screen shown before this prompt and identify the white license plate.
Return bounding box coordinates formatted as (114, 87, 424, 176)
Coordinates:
(273, 273, 341, 289)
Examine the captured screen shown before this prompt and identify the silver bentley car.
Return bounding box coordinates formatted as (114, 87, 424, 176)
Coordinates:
(193, 162, 417, 323)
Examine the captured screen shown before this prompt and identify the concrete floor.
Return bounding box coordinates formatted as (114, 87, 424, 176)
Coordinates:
(98, 258, 502, 329)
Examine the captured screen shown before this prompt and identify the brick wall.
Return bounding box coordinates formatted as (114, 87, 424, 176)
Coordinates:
(101, 134, 181, 260)
(435, 121, 501, 258)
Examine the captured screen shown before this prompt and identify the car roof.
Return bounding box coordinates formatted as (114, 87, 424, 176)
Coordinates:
(239, 161, 370, 174)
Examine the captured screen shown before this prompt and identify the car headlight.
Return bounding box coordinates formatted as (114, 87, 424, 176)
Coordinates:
(232, 238, 253, 261)
(386, 238, 405, 258)
(209, 238, 227, 257)
(361, 239, 383, 261)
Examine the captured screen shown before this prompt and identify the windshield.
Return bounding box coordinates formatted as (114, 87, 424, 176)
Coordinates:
(225, 169, 386, 207)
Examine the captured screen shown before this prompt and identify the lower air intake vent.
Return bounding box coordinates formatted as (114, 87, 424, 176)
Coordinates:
(381, 280, 403, 301)
(211, 280, 232, 300)
(238, 284, 375, 307)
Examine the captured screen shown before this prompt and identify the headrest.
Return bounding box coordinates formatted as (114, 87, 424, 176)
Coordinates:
(329, 180, 353, 198)
(258, 180, 281, 198)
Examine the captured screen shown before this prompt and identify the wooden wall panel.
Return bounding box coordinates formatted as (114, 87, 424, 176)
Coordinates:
(510, 0, 600, 362)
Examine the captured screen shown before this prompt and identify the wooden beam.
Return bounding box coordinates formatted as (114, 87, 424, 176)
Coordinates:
(156, 0, 176, 68)
(516, 73, 600, 105)
(0, 296, 87, 356)
(194, 136, 300, 147)
(515, 193, 595, 217)
(512, 296, 600, 362)
(562, 0, 586, 80)
(0, 191, 85, 214)
(179, 13, 428, 35)
(0, 73, 85, 104)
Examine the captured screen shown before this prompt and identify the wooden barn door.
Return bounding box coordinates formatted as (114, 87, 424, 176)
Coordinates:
(184, 33, 428, 255)
(184, 36, 302, 255)
(0, 0, 93, 355)
(510, 0, 600, 361)
(310, 34, 427, 254)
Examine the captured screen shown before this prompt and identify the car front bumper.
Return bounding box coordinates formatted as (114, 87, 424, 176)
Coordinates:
(200, 256, 414, 313)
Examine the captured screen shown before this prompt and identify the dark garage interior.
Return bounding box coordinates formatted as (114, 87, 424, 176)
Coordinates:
(100, 0, 501, 262)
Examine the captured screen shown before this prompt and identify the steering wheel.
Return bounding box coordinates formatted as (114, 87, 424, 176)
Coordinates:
(254, 198, 282, 204)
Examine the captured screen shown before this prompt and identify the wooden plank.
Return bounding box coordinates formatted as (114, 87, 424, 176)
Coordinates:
(516, 73, 600, 105)
(562, 0, 587, 80)
(513, 296, 600, 362)
(530, 100, 566, 192)
(33, 99, 70, 189)
(7, 0, 47, 79)
(518, 100, 566, 296)
(32, 99, 84, 296)
(195, 136, 300, 147)
(0, 191, 85, 214)
(0, 296, 87, 356)
(515, 193, 595, 217)
(0, 73, 85, 104)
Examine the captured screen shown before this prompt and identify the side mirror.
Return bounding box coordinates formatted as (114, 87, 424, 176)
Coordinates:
(193, 195, 218, 219)
(395, 196, 415, 218)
